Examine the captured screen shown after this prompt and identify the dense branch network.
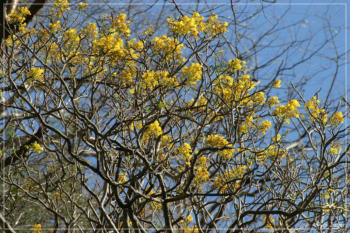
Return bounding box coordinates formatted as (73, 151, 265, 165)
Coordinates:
(0, 1, 348, 232)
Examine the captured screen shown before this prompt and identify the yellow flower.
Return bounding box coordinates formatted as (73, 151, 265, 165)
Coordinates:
(27, 68, 44, 82)
(206, 14, 228, 36)
(329, 147, 338, 155)
(305, 96, 328, 124)
(212, 166, 247, 192)
(322, 191, 331, 199)
(197, 156, 207, 167)
(52, 0, 70, 18)
(185, 214, 193, 223)
(147, 120, 163, 137)
(63, 28, 80, 48)
(142, 120, 163, 143)
(263, 215, 274, 229)
(194, 167, 210, 185)
(252, 92, 265, 105)
(227, 58, 246, 72)
(111, 14, 131, 37)
(141, 70, 158, 90)
(167, 12, 227, 37)
(152, 35, 183, 60)
(54, 192, 62, 200)
(31, 224, 43, 233)
(161, 135, 172, 147)
(167, 12, 205, 37)
(8, 7, 31, 24)
(177, 143, 192, 162)
(206, 134, 228, 147)
(93, 34, 125, 58)
(289, 99, 300, 108)
(182, 63, 202, 86)
(118, 173, 127, 184)
(272, 80, 281, 88)
(259, 120, 271, 135)
(323, 203, 335, 212)
(273, 134, 281, 143)
(82, 22, 98, 40)
(77, 2, 88, 10)
(218, 147, 235, 160)
(272, 99, 300, 121)
(329, 112, 344, 126)
(28, 142, 44, 154)
(239, 116, 254, 134)
(119, 68, 135, 85)
(268, 96, 279, 107)
(49, 20, 61, 33)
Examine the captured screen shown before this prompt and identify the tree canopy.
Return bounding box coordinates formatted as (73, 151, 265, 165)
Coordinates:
(0, 1, 349, 232)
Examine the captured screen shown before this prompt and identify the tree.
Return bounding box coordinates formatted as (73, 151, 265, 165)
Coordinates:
(1, 1, 349, 232)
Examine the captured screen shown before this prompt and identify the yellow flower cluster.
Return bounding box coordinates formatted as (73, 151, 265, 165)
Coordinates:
(52, 0, 70, 18)
(54, 192, 62, 200)
(49, 20, 61, 34)
(143, 120, 163, 142)
(192, 156, 209, 186)
(219, 148, 235, 160)
(268, 96, 280, 108)
(206, 134, 228, 147)
(329, 147, 338, 155)
(5, 35, 20, 47)
(160, 135, 172, 147)
(257, 145, 286, 162)
(141, 70, 178, 90)
(8, 7, 31, 24)
(177, 143, 192, 165)
(272, 99, 300, 123)
(273, 80, 281, 88)
(206, 134, 234, 159)
(118, 173, 127, 184)
(258, 120, 271, 135)
(93, 33, 125, 58)
(27, 68, 44, 81)
(322, 202, 336, 212)
(182, 63, 203, 86)
(128, 38, 144, 51)
(194, 166, 210, 185)
(227, 58, 246, 72)
(29, 142, 44, 154)
(167, 12, 228, 37)
(212, 165, 247, 193)
(251, 91, 266, 105)
(206, 14, 229, 36)
(82, 22, 98, 40)
(197, 156, 207, 166)
(63, 28, 80, 48)
(263, 215, 275, 230)
(111, 14, 131, 37)
(152, 35, 183, 59)
(167, 12, 205, 37)
(188, 96, 208, 112)
(213, 75, 234, 101)
(239, 116, 254, 134)
(183, 227, 199, 233)
(77, 2, 88, 10)
(213, 74, 258, 105)
(147, 189, 162, 210)
(329, 112, 344, 126)
(31, 224, 43, 233)
(305, 96, 327, 124)
(117, 68, 136, 86)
